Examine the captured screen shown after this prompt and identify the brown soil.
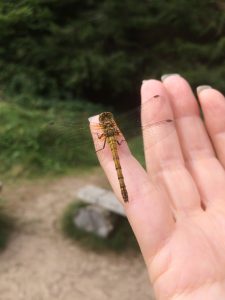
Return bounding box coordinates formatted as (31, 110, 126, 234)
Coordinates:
(0, 170, 154, 300)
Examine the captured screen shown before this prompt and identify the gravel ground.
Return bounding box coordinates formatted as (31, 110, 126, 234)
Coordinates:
(0, 174, 155, 300)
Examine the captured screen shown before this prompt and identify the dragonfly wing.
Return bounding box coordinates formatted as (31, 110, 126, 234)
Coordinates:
(114, 94, 175, 147)
(40, 118, 107, 155)
(37, 119, 99, 167)
(38, 94, 175, 168)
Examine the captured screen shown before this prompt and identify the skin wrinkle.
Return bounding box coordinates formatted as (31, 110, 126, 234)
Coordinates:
(184, 154, 219, 171)
(175, 116, 214, 153)
(125, 180, 174, 259)
(147, 152, 185, 173)
(145, 146, 185, 177)
(170, 277, 225, 300)
(155, 255, 216, 299)
(194, 218, 223, 271)
(151, 165, 201, 214)
(150, 161, 186, 178)
(213, 132, 225, 167)
(208, 132, 225, 147)
(147, 174, 178, 222)
(154, 215, 225, 299)
(147, 171, 177, 217)
(183, 145, 214, 161)
(214, 131, 225, 141)
(126, 176, 155, 204)
(185, 156, 225, 207)
(149, 234, 174, 284)
(206, 208, 225, 252)
(172, 110, 200, 119)
(150, 169, 186, 213)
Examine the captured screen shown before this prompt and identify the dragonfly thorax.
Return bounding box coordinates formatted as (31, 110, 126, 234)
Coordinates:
(99, 112, 114, 124)
(99, 112, 118, 136)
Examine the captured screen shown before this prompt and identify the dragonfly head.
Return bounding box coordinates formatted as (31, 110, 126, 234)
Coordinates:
(99, 112, 114, 124)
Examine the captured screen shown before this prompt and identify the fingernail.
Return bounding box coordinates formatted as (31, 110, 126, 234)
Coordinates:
(142, 79, 150, 84)
(161, 73, 180, 81)
(196, 85, 212, 94)
(88, 115, 97, 122)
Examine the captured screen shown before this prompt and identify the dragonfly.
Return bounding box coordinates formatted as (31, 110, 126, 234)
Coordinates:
(94, 111, 129, 201)
(41, 94, 174, 202)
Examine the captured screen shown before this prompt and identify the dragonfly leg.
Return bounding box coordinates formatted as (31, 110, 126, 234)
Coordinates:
(96, 137, 107, 152)
(97, 132, 104, 139)
(117, 139, 125, 146)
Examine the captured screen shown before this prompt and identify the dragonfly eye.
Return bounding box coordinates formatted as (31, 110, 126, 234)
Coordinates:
(99, 112, 114, 123)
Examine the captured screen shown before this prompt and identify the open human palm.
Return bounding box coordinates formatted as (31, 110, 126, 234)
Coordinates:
(91, 74, 225, 299)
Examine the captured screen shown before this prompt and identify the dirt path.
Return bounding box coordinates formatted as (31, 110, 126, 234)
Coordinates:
(0, 171, 155, 300)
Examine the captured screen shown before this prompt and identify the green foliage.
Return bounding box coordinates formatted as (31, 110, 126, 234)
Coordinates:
(61, 201, 139, 252)
(0, 0, 224, 108)
(0, 98, 103, 177)
(128, 136, 145, 167)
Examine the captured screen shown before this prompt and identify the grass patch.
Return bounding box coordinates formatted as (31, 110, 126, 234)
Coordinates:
(61, 201, 139, 253)
(0, 98, 104, 177)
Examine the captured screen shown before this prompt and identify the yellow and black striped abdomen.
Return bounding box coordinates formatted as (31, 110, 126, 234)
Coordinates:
(107, 136, 128, 202)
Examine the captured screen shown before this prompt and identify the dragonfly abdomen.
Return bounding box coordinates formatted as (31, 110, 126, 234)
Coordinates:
(107, 136, 128, 202)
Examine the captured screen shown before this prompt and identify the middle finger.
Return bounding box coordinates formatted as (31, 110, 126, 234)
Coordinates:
(162, 74, 225, 208)
(141, 79, 201, 214)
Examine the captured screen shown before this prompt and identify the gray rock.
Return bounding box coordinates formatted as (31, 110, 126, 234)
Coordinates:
(76, 185, 125, 216)
(73, 204, 118, 238)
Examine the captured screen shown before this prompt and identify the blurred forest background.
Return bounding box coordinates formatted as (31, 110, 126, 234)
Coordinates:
(0, 0, 225, 176)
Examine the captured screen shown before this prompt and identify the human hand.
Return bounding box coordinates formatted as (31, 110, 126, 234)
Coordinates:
(90, 74, 225, 300)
